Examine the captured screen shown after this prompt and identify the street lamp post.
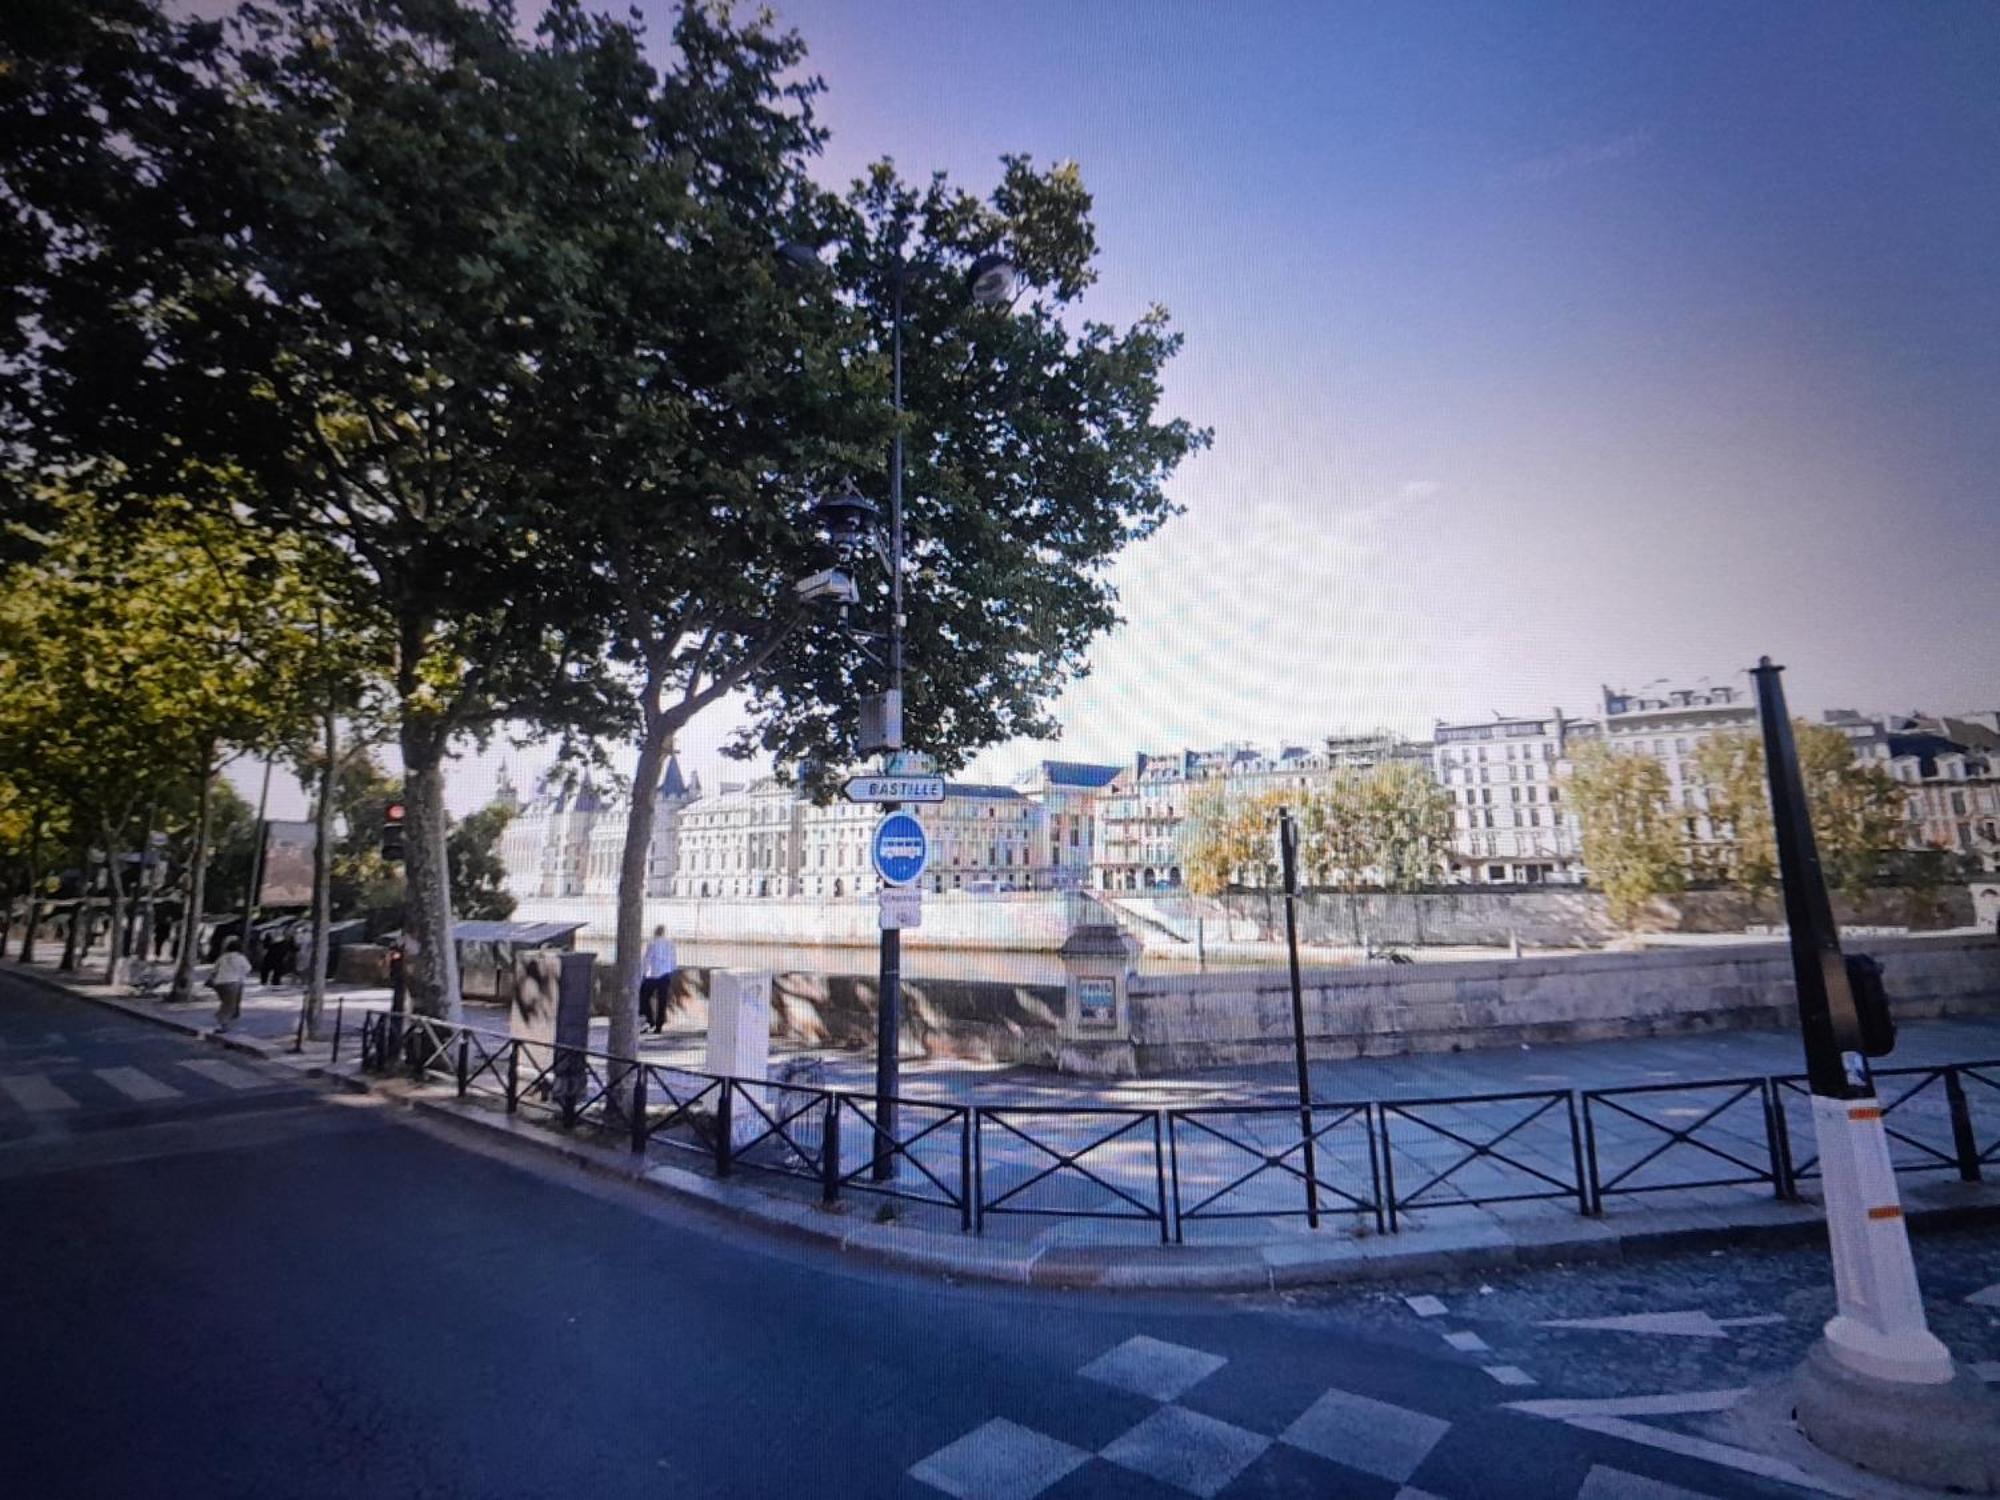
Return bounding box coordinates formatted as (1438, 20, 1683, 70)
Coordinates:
(796, 238, 1016, 1183)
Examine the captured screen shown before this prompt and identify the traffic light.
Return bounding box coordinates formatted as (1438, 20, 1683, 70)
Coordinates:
(381, 802, 407, 863)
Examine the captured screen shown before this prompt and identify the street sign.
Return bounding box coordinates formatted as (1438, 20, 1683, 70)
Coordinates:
(871, 811, 929, 887)
(844, 774, 946, 804)
(879, 886, 923, 930)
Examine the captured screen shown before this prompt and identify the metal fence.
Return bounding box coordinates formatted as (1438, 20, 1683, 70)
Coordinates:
(352, 1012, 2000, 1242)
(1583, 1077, 1784, 1210)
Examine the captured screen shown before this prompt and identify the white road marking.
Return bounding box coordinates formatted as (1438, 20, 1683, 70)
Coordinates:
(1, 1074, 77, 1112)
(1559, 1415, 1871, 1499)
(1965, 1284, 2000, 1309)
(1483, 1365, 1537, 1387)
(1576, 1465, 1726, 1500)
(1713, 1314, 1785, 1329)
(1404, 1294, 1448, 1318)
(1537, 1311, 1750, 1339)
(1973, 1361, 2000, 1383)
(95, 1067, 182, 1102)
(1442, 1330, 1490, 1353)
(177, 1058, 266, 1091)
(1508, 1391, 1748, 1420)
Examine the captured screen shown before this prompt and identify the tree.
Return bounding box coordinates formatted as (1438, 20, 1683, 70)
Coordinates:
(23, 0, 658, 1017)
(517, 7, 1206, 1070)
(0, 490, 327, 986)
(1184, 783, 1284, 896)
(1353, 762, 1453, 892)
(1564, 743, 1686, 927)
(1797, 725, 1907, 900)
(1691, 725, 1908, 902)
(448, 801, 515, 922)
(1690, 732, 1777, 895)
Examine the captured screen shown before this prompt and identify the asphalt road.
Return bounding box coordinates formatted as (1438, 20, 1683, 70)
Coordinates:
(1, 971, 1993, 1500)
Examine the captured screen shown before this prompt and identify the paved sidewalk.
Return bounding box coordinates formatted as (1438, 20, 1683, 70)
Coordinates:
(7, 951, 1997, 1292)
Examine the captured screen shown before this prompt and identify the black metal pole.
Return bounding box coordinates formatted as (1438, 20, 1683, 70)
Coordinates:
(1279, 808, 1321, 1226)
(873, 263, 906, 1183)
(1750, 658, 1866, 1100)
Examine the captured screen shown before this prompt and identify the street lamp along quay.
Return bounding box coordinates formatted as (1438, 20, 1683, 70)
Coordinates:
(785, 237, 1018, 1181)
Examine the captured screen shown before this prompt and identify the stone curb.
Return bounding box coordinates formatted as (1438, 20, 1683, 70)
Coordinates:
(13, 964, 2000, 1293)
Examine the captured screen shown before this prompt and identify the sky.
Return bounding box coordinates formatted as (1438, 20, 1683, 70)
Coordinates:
(240, 1, 2000, 816)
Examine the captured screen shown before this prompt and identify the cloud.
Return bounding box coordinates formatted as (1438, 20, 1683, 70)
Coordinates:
(1398, 479, 1444, 502)
(1502, 129, 1655, 186)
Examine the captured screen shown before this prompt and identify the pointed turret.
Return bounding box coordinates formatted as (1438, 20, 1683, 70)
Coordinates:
(659, 753, 688, 802)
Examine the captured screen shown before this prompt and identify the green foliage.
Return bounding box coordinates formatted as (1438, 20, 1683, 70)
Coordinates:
(448, 800, 515, 921)
(1564, 743, 1686, 927)
(1691, 724, 1910, 902)
(1184, 764, 1451, 895)
(1183, 783, 1285, 896)
(0, 490, 328, 875)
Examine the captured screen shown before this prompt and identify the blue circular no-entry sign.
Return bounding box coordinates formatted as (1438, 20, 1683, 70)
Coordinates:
(872, 811, 929, 887)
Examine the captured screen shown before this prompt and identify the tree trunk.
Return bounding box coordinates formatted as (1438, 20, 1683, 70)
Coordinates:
(59, 847, 85, 973)
(399, 726, 461, 1021)
(16, 815, 41, 964)
(101, 820, 127, 986)
(302, 706, 338, 1038)
(609, 719, 670, 1078)
(169, 743, 216, 1003)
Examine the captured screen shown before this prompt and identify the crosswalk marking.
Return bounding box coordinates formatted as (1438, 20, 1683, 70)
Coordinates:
(1, 1074, 78, 1112)
(177, 1058, 267, 1091)
(95, 1066, 182, 1102)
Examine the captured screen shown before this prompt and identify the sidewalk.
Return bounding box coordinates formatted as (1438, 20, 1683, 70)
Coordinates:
(9, 952, 1997, 1292)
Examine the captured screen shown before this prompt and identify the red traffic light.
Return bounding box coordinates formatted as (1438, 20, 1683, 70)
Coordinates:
(384, 803, 406, 823)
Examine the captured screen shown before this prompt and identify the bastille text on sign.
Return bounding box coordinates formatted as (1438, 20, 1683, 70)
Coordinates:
(843, 775, 947, 804)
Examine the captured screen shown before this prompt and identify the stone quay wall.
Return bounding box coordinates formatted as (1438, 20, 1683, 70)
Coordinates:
(513, 891, 1100, 954)
(1122, 933, 2000, 1074)
(1127, 884, 1977, 950)
(602, 935, 2000, 1079)
(645, 966, 1070, 1070)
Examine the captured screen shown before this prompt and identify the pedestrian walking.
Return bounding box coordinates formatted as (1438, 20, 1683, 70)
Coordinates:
(212, 938, 251, 1032)
(259, 931, 294, 986)
(639, 926, 677, 1033)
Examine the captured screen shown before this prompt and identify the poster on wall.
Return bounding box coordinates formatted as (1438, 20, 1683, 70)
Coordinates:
(258, 821, 317, 907)
(1077, 976, 1116, 1030)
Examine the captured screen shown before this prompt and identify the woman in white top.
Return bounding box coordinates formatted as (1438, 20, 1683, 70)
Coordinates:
(212, 938, 252, 1032)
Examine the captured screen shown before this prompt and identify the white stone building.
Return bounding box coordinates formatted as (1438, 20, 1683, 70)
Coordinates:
(500, 758, 699, 903)
(1432, 711, 1590, 885)
(1013, 761, 1122, 890)
(1596, 681, 1758, 864)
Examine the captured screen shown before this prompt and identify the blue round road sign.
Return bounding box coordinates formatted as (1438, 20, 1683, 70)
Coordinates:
(871, 811, 929, 887)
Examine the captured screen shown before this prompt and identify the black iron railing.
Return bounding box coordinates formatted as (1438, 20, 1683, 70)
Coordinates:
(1167, 1102, 1383, 1239)
(975, 1105, 1170, 1242)
(1774, 1060, 1999, 1189)
(1583, 1077, 1785, 1208)
(348, 1011, 2000, 1242)
(1378, 1089, 1589, 1229)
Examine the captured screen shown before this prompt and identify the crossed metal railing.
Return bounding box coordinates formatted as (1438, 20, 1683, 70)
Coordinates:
(975, 1106, 1171, 1241)
(1773, 1060, 1997, 1189)
(1167, 1102, 1383, 1238)
(1583, 1077, 1785, 1209)
(1379, 1089, 1589, 1229)
(349, 1010, 2000, 1242)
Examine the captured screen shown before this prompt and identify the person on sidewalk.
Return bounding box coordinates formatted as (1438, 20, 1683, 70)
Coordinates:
(639, 926, 677, 1034)
(211, 938, 251, 1032)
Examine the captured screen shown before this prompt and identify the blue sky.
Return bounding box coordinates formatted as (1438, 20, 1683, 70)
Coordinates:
(248, 1, 2000, 811)
(767, 1, 2000, 780)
